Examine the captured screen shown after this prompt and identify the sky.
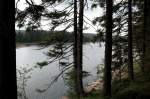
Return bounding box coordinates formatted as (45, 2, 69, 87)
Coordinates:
(15, 0, 104, 34)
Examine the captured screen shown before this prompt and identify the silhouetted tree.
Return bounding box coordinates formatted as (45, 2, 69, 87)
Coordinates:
(0, 0, 17, 99)
(144, 0, 150, 75)
(103, 0, 113, 97)
(73, 0, 79, 96)
(128, 0, 134, 80)
(77, 0, 85, 96)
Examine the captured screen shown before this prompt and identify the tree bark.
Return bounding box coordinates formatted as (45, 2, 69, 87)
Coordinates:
(77, 0, 85, 96)
(103, 0, 113, 97)
(141, 0, 146, 73)
(128, 0, 134, 80)
(144, 0, 150, 74)
(0, 0, 17, 99)
(73, 0, 79, 96)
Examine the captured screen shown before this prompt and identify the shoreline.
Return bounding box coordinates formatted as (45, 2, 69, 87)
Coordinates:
(16, 43, 26, 48)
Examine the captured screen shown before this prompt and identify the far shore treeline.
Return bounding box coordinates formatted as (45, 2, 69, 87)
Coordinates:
(16, 30, 96, 43)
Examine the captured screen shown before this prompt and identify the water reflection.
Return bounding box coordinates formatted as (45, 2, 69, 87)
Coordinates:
(16, 43, 104, 99)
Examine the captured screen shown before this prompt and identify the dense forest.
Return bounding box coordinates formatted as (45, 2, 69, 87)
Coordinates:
(15, 0, 150, 99)
(16, 30, 96, 43)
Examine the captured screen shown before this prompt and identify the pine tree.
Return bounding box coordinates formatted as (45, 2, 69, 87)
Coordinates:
(77, 0, 85, 96)
(144, 0, 150, 75)
(128, 0, 134, 80)
(73, 0, 79, 96)
(103, 0, 113, 97)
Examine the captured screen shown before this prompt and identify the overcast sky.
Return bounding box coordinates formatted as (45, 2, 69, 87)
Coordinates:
(15, 0, 104, 34)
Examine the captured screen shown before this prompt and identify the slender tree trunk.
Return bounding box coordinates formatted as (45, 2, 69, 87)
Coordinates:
(141, 0, 146, 73)
(144, 0, 150, 74)
(73, 0, 79, 96)
(128, 0, 134, 80)
(103, 0, 113, 97)
(77, 0, 85, 96)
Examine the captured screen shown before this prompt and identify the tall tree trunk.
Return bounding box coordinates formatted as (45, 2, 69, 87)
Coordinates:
(103, 0, 113, 97)
(144, 0, 150, 74)
(77, 0, 85, 96)
(0, 0, 17, 99)
(73, 0, 79, 96)
(128, 0, 134, 80)
(141, 0, 146, 73)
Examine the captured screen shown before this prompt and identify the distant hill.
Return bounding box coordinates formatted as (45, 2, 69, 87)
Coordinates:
(15, 30, 96, 43)
(83, 33, 96, 39)
(15, 30, 96, 36)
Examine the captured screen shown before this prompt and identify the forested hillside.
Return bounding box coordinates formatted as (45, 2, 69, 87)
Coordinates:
(16, 30, 96, 43)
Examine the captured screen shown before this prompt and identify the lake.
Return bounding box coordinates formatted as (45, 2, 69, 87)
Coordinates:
(16, 43, 105, 99)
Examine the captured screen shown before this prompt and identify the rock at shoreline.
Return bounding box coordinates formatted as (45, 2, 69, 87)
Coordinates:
(85, 80, 103, 94)
(62, 80, 103, 99)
